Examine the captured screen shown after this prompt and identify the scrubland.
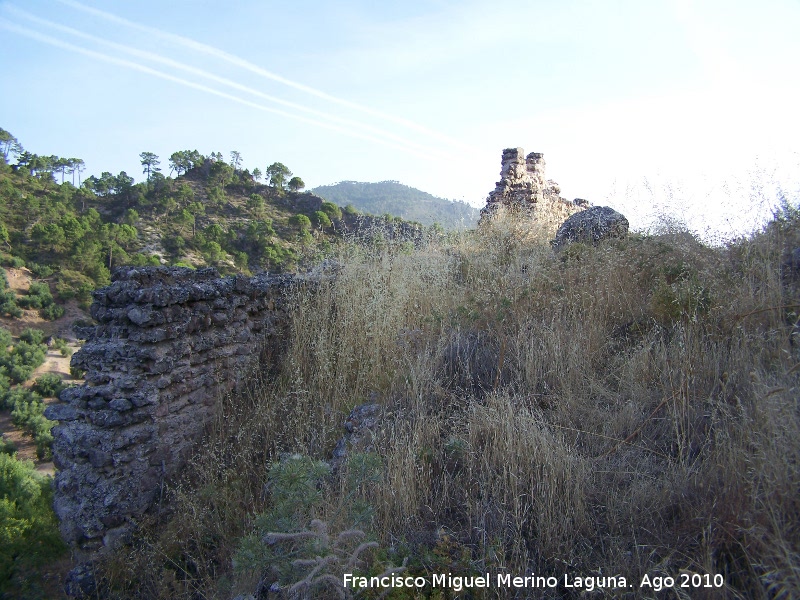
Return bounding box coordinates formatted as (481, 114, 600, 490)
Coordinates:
(100, 209, 800, 599)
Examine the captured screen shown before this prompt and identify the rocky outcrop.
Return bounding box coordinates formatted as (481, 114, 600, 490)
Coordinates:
(480, 148, 587, 229)
(45, 266, 304, 554)
(551, 206, 630, 250)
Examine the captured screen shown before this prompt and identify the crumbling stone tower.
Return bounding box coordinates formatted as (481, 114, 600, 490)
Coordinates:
(480, 147, 587, 230)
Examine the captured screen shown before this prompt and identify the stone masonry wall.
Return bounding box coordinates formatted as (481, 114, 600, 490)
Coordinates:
(480, 147, 588, 231)
(44, 266, 301, 553)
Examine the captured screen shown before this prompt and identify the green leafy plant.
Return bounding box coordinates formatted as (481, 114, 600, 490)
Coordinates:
(0, 434, 16, 456)
(0, 453, 66, 594)
(31, 373, 65, 398)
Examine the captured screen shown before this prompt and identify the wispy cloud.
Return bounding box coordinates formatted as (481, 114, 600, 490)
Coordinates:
(55, 0, 476, 153)
(4, 5, 447, 159)
(0, 19, 447, 160)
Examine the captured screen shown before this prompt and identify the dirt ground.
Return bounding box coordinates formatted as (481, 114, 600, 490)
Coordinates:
(0, 267, 87, 475)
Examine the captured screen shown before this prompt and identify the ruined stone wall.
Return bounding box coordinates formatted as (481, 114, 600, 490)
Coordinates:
(480, 147, 587, 232)
(45, 266, 301, 553)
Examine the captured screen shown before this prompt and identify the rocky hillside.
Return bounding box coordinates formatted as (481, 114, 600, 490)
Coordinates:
(0, 128, 440, 313)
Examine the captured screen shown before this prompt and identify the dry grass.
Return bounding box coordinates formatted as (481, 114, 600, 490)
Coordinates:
(100, 208, 800, 599)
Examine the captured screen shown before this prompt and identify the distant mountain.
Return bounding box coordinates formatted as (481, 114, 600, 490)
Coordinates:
(312, 181, 479, 230)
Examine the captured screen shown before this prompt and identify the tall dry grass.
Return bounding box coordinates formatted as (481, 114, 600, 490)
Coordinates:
(101, 209, 800, 599)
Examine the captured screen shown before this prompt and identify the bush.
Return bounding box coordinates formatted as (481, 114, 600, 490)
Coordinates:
(0, 256, 25, 269)
(16, 282, 52, 310)
(4, 389, 55, 460)
(18, 329, 44, 345)
(55, 269, 95, 304)
(320, 201, 342, 221)
(32, 373, 64, 398)
(233, 455, 331, 574)
(27, 262, 53, 278)
(233, 251, 248, 271)
(16, 282, 64, 320)
(171, 261, 194, 269)
(2, 333, 47, 384)
(288, 214, 311, 231)
(207, 185, 226, 207)
(262, 243, 295, 271)
(247, 193, 264, 212)
(311, 211, 332, 228)
(0, 435, 15, 456)
(126, 253, 161, 267)
(53, 338, 72, 357)
(0, 272, 21, 319)
(0, 453, 66, 594)
(201, 241, 227, 265)
(0, 328, 12, 353)
(39, 303, 65, 321)
(0, 297, 21, 318)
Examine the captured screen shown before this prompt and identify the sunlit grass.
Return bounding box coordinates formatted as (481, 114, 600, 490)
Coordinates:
(100, 207, 800, 599)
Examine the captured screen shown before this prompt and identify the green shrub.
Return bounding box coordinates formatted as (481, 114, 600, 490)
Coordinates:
(2, 333, 47, 384)
(4, 389, 54, 460)
(18, 329, 44, 345)
(262, 243, 295, 271)
(32, 373, 64, 398)
(0, 374, 9, 403)
(1, 256, 25, 269)
(201, 241, 227, 265)
(288, 214, 311, 231)
(10, 396, 44, 428)
(17, 282, 52, 310)
(320, 201, 342, 221)
(0, 272, 21, 318)
(8, 364, 33, 385)
(247, 193, 264, 212)
(207, 185, 226, 207)
(0, 297, 21, 318)
(126, 253, 161, 267)
(233, 251, 248, 271)
(0, 328, 12, 353)
(27, 262, 53, 278)
(53, 338, 72, 357)
(0, 435, 15, 456)
(311, 211, 332, 228)
(233, 455, 331, 574)
(55, 269, 95, 304)
(233, 454, 391, 597)
(15, 283, 64, 320)
(0, 453, 66, 594)
(39, 303, 64, 321)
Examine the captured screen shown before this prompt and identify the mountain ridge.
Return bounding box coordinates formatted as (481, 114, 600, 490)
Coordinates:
(312, 180, 479, 230)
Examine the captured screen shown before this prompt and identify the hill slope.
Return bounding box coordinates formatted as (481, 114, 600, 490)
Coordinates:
(312, 180, 479, 229)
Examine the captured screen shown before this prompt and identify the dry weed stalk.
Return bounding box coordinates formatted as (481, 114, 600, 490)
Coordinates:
(262, 519, 406, 600)
(100, 209, 800, 599)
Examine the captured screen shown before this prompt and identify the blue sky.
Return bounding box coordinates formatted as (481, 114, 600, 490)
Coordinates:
(1, 0, 799, 238)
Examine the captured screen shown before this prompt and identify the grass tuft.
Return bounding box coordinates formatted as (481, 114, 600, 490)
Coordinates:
(99, 208, 800, 599)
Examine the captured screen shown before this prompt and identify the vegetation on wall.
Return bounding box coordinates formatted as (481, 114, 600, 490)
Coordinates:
(3, 125, 799, 598)
(94, 203, 800, 599)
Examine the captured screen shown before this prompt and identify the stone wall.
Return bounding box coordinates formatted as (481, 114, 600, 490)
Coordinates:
(45, 266, 302, 553)
(480, 147, 587, 231)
